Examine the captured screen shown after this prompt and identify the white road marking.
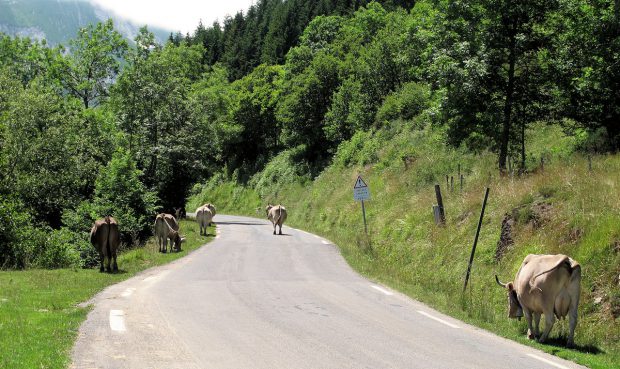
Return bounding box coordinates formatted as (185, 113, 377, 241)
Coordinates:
(526, 354, 572, 369)
(120, 288, 135, 297)
(321, 240, 331, 245)
(109, 310, 126, 332)
(371, 285, 394, 296)
(417, 310, 460, 329)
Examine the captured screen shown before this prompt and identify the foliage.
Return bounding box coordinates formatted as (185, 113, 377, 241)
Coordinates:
(90, 149, 158, 243)
(57, 19, 127, 108)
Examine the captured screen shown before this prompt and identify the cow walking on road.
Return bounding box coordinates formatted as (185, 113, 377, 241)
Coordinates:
(90, 216, 120, 273)
(496, 254, 581, 347)
(266, 204, 287, 235)
(154, 213, 185, 253)
(196, 205, 214, 236)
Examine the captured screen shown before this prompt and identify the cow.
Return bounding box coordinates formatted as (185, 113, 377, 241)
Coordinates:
(495, 254, 581, 347)
(202, 203, 216, 225)
(90, 216, 120, 273)
(154, 213, 185, 253)
(196, 205, 214, 236)
(266, 204, 287, 235)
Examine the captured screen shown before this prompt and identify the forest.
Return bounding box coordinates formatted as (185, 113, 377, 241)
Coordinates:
(0, 0, 618, 270)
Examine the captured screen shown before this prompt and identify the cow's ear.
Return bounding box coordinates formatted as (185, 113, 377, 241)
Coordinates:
(507, 282, 514, 291)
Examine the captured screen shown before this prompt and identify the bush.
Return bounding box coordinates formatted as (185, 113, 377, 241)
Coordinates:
(376, 82, 431, 124)
(0, 197, 40, 269)
(35, 228, 81, 269)
(249, 147, 311, 198)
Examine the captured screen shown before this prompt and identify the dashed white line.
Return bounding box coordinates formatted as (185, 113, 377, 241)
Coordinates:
(417, 310, 460, 329)
(109, 310, 126, 332)
(120, 288, 135, 297)
(371, 285, 394, 296)
(526, 354, 572, 369)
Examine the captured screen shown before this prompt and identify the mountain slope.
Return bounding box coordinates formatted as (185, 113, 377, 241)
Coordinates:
(0, 0, 170, 45)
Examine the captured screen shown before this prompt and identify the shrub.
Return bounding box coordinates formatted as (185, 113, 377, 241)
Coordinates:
(0, 197, 41, 269)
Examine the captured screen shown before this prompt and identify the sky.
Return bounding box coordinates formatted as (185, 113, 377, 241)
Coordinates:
(90, 0, 255, 34)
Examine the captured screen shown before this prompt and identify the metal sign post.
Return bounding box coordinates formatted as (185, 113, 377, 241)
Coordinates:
(353, 175, 370, 235)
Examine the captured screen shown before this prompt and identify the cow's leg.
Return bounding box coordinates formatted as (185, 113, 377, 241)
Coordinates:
(532, 312, 542, 338)
(112, 252, 118, 272)
(99, 253, 105, 273)
(567, 299, 579, 347)
(105, 255, 111, 273)
(273, 223, 276, 235)
(278, 223, 283, 235)
(539, 309, 556, 343)
(523, 308, 535, 340)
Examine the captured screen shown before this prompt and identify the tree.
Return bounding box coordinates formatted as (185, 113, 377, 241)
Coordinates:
(58, 19, 127, 108)
(550, 0, 620, 150)
(424, 0, 557, 172)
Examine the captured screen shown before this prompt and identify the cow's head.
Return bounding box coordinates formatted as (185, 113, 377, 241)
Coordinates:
(495, 275, 523, 319)
(173, 232, 185, 251)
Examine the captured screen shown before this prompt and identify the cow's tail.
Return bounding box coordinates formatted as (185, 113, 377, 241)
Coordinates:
(529, 256, 572, 289)
(277, 206, 282, 225)
(104, 216, 112, 261)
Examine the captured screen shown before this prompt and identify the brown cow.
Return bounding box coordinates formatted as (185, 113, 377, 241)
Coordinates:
(496, 254, 581, 347)
(90, 216, 120, 273)
(154, 213, 185, 253)
(266, 204, 287, 235)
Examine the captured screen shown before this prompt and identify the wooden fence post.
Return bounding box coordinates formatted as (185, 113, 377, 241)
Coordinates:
(434, 184, 446, 225)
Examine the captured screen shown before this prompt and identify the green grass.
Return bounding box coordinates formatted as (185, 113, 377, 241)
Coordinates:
(0, 219, 215, 369)
(190, 123, 620, 369)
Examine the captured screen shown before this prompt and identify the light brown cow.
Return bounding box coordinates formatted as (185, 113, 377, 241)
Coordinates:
(266, 204, 287, 235)
(496, 254, 581, 347)
(202, 203, 216, 225)
(196, 205, 214, 236)
(154, 213, 185, 253)
(90, 216, 120, 273)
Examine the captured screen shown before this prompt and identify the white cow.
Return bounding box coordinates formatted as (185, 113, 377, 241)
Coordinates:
(196, 205, 214, 236)
(496, 254, 581, 347)
(154, 213, 184, 253)
(266, 204, 287, 235)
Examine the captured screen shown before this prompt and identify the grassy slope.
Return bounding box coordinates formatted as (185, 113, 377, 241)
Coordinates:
(0, 219, 215, 369)
(189, 122, 620, 369)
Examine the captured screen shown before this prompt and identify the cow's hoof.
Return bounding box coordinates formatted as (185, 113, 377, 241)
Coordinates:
(279, 231, 282, 235)
(273, 231, 276, 235)
(527, 332, 535, 340)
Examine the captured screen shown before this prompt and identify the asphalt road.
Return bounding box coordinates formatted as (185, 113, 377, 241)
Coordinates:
(71, 215, 586, 369)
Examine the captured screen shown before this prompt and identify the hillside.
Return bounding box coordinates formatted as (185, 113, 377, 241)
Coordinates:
(188, 122, 620, 369)
(0, 0, 170, 45)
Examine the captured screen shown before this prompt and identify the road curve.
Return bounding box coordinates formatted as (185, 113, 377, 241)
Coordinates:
(71, 215, 585, 369)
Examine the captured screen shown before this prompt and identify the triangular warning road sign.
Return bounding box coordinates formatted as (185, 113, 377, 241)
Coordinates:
(354, 175, 368, 189)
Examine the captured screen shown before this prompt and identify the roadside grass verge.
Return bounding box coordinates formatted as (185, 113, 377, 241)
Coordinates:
(0, 219, 214, 369)
(190, 123, 620, 369)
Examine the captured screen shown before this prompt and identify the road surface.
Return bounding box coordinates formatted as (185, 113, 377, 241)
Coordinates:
(71, 215, 585, 369)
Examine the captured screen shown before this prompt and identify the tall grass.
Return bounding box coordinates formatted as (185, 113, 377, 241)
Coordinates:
(190, 122, 620, 368)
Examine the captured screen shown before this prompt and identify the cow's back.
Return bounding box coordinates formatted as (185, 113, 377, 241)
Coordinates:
(164, 214, 179, 232)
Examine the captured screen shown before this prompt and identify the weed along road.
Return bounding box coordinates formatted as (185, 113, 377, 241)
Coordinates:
(71, 215, 585, 369)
